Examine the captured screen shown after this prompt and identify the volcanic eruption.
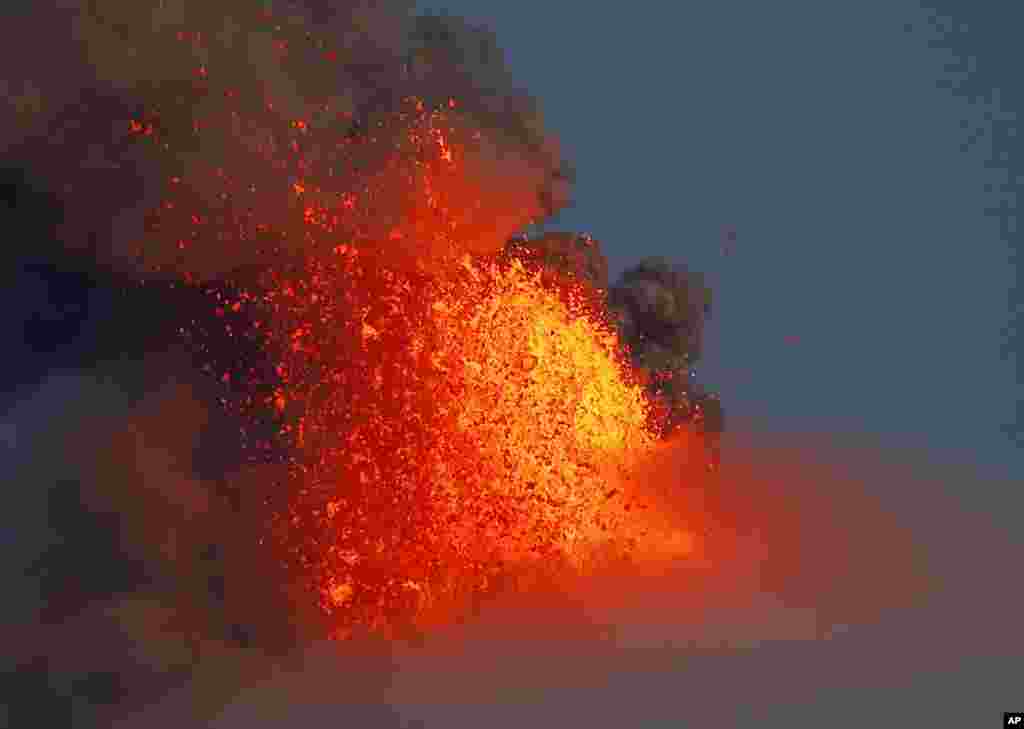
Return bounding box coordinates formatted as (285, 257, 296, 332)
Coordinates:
(169, 95, 720, 640)
(3, 0, 722, 650)
(7, 3, 1019, 727)
(0, 1, 750, 723)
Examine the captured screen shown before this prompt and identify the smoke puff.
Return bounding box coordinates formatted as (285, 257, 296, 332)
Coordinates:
(2, 357, 321, 724)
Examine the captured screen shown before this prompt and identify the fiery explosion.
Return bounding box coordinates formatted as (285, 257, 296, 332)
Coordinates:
(238, 106, 701, 639)
(111, 8, 705, 642)
(257, 245, 689, 638)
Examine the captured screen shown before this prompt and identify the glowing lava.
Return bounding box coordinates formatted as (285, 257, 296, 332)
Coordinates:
(120, 12, 703, 636)
(252, 239, 701, 638)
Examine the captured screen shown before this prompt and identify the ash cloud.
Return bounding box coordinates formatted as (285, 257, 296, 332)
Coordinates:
(1, 0, 570, 280)
(2, 3, 574, 724)
(2, 355, 328, 726)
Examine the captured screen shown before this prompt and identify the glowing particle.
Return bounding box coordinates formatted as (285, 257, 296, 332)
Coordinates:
(328, 581, 354, 607)
(361, 322, 380, 341)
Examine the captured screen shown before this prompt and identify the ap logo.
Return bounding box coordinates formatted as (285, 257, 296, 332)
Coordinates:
(1006, 713, 1023, 726)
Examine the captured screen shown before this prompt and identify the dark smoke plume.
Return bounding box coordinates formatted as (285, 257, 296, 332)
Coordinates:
(2, 0, 571, 280)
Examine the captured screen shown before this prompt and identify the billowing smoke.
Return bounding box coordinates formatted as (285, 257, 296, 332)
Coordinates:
(1, 0, 570, 280)
(1, 2, 580, 724)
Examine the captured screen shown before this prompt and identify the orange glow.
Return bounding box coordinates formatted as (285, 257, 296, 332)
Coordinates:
(252, 241, 702, 639)
(124, 16, 707, 635)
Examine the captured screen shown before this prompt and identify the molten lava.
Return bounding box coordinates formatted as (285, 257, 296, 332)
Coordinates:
(123, 14, 704, 638)
(252, 240, 703, 638)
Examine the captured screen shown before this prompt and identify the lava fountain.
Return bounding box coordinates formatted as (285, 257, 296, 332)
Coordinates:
(114, 7, 707, 642)
(251, 202, 703, 640)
